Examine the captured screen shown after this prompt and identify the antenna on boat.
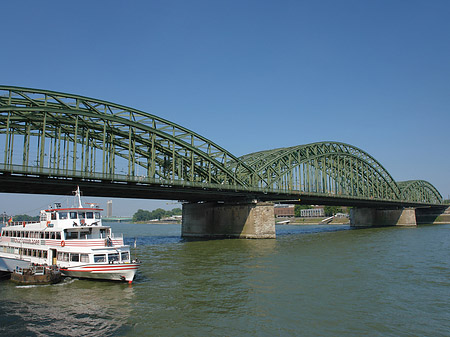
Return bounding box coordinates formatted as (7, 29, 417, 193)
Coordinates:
(73, 186, 83, 208)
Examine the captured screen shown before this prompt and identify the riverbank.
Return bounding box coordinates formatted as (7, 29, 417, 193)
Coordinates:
(125, 218, 350, 226)
(278, 217, 350, 225)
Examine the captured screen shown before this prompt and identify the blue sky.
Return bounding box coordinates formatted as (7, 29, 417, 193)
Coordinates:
(1, 0, 449, 216)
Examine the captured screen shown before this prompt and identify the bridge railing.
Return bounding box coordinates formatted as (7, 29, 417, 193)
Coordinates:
(0, 163, 441, 206)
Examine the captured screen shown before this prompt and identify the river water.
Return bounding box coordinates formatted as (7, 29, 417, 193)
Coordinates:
(0, 223, 449, 336)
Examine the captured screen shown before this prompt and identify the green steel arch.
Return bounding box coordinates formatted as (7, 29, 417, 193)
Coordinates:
(0, 85, 260, 189)
(398, 180, 443, 204)
(0, 85, 443, 205)
(239, 142, 403, 200)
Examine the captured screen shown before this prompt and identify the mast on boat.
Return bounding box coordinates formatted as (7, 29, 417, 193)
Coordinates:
(74, 186, 83, 208)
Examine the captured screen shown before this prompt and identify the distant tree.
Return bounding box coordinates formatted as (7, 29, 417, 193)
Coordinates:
(324, 206, 343, 217)
(132, 207, 183, 222)
(13, 214, 39, 222)
(170, 208, 182, 216)
(132, 209, 152, 222)
(151, 208, 166, 220)
(294, 205, 312, 217)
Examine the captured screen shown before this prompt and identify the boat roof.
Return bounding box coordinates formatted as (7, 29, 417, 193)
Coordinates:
(44, 207, 104, 212)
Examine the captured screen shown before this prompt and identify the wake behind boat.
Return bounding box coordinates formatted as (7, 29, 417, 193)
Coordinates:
(0, 187, 140, 283)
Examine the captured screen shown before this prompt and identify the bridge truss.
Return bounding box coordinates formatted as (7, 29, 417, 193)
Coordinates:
(0, 85, 443, 206)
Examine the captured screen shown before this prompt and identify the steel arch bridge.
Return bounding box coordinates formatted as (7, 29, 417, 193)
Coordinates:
(0, 85, 443, 207)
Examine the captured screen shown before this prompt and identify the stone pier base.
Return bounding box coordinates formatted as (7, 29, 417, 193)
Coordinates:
(350, 207, 417, 227)
(182, 201, 276, 239)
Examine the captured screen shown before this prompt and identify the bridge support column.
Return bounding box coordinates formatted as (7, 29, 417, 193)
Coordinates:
(182, 201, 276, 239)
(350, 207, 417, 227)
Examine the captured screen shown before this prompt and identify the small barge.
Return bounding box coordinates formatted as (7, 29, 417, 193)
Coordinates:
(11, 265, 62, 285)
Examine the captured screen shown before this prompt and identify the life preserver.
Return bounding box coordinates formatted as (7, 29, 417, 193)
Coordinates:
(23, 222, 26, 227)
(46, 221, 50, 227)
(61, 240, 65, 247)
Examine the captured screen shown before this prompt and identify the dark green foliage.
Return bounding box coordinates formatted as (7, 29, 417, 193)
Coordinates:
(132, 208, 182, 222)
(294, 204, 312, 217)
(324, 206, 343, 216)
(12, 214, 39, 222)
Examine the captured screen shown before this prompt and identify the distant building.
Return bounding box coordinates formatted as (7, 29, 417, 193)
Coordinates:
(301, 207, 325, 217)
(107, 200, 113, 217)
(274, 204, 295, 218)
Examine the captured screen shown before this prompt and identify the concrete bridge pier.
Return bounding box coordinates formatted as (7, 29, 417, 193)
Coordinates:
(350, 207, 417, 227)
(182, 201, 276, 239)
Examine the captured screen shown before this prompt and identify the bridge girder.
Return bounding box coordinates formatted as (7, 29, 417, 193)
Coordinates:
(398, 180, 443, 204)
(0, 86, 261, 189)
(239, 142, 403, 200)
(0, 85, 443, 206)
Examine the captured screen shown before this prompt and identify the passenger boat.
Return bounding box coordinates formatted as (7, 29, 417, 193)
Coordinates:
(0, 187, 140, 283)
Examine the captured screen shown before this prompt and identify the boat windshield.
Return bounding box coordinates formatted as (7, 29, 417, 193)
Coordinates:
(59, 212, 68, 220)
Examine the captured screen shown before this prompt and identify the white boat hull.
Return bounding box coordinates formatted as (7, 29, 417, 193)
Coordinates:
(60, 263, 140, 283)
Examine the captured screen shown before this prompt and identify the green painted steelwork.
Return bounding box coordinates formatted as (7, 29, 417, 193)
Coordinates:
(398, 180, 442, 205)
(237, 142, 403, 200)
(0, 85, 443, 206)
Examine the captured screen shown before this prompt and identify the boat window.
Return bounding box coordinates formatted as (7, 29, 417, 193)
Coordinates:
(100, 229, 106, 238)
(57, 252, 63, 261)
(43, 251, 48, 258)
(80, 254, 89, 263)
(94, 254, 106, 263)
(63, 253, 69, 262)
(51, 212, 57, 220)
(121, 252, 129, 262)
(108, 253, 120, 263)
(56, 232, 61, 240)
(70, 253, 80, 262)
(45, 232, 50, 239)
(79, 212, 86, 219)
(86, 212, 94, 219)
(50, 232, 56, 239)
(95, 212, 101, 219)
(66, 231, 78, 240)
(59, 212, 68, 220)
(79, 230, 90, 239)
(70, 212, 77, 219)
(40, 232, 44, 239)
